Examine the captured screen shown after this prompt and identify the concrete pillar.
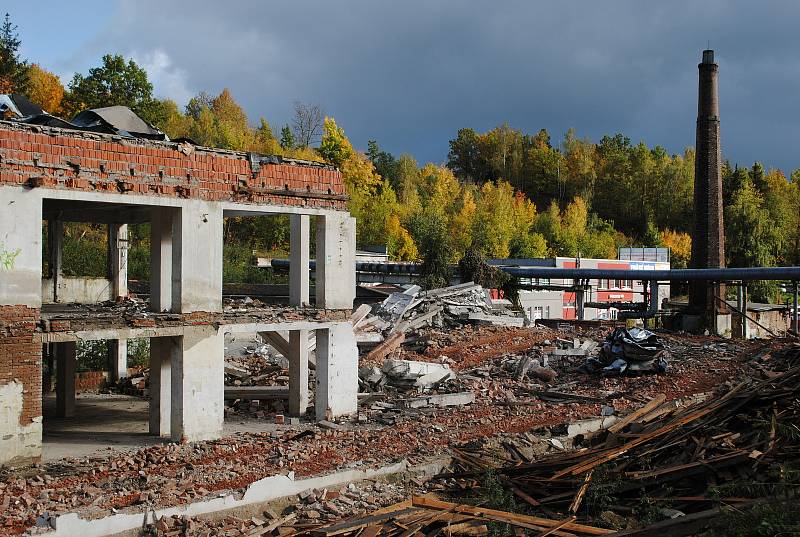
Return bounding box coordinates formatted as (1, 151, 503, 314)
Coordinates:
(288, 329, 310, 417)
(315, 213, 356, 310)
(170, 326, 224, 442)
(108, 340, 128, 382)
(792, 281, 798, 334)
(149, 337, 172, 437)
(48, 219, 63, 303)
(172, 202, 223, 313)
(742, 283, 749, 339)
(150, 207, 176, 312)
(314, 323, 358, 421)
(109, 223, 129, 298)
(290, 214, 310, 307)
(108, 223, 129, 379)
(0, 187, 43, 464)
(55, 341, 76, 418)
(0, 187, 42, 307)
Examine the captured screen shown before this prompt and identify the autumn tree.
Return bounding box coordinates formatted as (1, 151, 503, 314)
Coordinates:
(27, 64, 64, 114)
(0, 13, 29, 94)
(660, 230, 691, 268)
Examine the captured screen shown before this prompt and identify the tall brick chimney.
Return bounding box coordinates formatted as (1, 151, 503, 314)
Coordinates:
(689, 49, 725, 319)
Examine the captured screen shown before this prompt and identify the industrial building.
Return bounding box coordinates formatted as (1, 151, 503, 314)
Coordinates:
(0, 117, 359, 466)
(496, 250, 671, 321)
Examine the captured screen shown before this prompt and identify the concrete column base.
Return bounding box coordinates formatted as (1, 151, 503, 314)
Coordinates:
(149, 337, 172, 437)
(171, 327, 224, 442)
(315, 323, 358, 421)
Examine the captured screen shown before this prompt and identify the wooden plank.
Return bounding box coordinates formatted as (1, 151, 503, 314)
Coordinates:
(568, 470, 593, 514)
(607, 395, 666, 434)
(246, 513, 297, 537)
(411, 497, 613, 536)
(313, 508, 418, 536)
(539, 517, 577, 537)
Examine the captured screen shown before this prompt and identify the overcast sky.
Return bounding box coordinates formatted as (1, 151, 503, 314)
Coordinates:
(6, 1, 800, 173)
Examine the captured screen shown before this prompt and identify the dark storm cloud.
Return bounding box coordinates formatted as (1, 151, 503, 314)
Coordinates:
(78, 1, 800, 173)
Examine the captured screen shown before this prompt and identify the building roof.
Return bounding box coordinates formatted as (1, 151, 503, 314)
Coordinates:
(0, 94, 44, 118)
(71, 106, 166, 140)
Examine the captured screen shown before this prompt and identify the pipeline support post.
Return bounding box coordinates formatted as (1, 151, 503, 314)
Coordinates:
(793, 281, 799, 335)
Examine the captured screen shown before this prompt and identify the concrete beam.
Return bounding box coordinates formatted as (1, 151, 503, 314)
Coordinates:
(149, 337, 172, 437)
(55, 341, 76, 418)
(170, 326, 224, 442)
(289, 214, 310, 307)
(315, 213, 356, 310)
(0, 187, 43, 307)
(315, 323, 358, 421)
(259, 330, 316, 369)
(288, 330, 309, 417)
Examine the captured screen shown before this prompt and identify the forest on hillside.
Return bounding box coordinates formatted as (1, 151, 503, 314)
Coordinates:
(2, 14, 799, 301)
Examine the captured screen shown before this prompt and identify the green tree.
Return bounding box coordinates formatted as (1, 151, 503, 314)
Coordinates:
(726, 180, 779, 302)
(280, 124, 295, 150)
(447, 127, 488, 183)
(367, 140, 399, 189)
(410, 208, 452, 289)
(0, 13, 29, 94)
(62, 54, 166, 125)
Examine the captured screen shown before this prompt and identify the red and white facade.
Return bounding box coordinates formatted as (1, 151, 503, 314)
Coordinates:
(517, 257, 671, 321)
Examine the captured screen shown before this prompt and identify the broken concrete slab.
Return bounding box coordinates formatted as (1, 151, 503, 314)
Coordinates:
(397, 392, 474, 409)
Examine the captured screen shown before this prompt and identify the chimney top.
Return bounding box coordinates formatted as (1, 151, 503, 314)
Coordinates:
(702, 50, 715, 64)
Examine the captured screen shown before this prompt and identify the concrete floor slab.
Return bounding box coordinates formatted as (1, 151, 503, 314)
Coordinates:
(42, 394, 294, 461)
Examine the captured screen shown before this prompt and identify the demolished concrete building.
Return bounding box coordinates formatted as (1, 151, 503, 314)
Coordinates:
(0, 118, 358, 465)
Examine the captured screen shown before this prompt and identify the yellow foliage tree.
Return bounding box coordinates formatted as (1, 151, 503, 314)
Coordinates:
(660, 229, 691, 268)
(450, 188, 477, 259)
(472, 181, 517, 258)
(387, 214, 418, 260)
(27, 64, 64, 114)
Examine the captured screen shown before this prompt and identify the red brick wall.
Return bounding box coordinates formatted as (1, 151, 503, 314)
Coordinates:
(0, 305, 41, 425)
(75, 371, 108, 392)
(0, 121, 346, 209)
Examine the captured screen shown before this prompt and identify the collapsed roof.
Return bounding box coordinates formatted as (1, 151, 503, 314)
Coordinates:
(0, 95, 167, 141)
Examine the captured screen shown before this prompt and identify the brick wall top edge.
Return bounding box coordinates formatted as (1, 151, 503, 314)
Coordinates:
(0, 120, 338, 173)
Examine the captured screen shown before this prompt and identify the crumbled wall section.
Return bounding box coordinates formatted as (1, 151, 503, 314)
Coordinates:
(0, 305, 42, 463)
(0, 121, 346, 209)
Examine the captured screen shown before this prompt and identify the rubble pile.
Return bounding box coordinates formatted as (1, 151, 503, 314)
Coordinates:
(0, 334, 773, 534)
(580, 327, 669, 376)
(355, 283, 528, 364)
(435, 342, 800, 534)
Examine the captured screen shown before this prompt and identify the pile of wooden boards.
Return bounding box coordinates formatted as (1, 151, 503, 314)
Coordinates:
(304, 497, 612, 537)
(432, 342, 800, 535)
